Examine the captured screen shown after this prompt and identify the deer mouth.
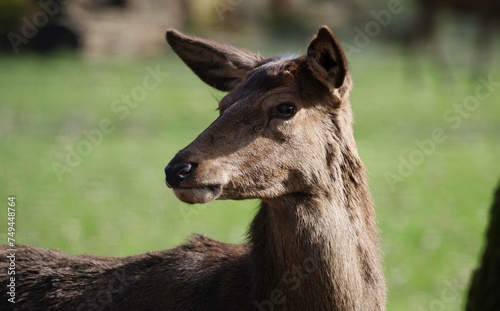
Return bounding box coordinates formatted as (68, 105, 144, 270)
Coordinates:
(171, 185, 222, 204)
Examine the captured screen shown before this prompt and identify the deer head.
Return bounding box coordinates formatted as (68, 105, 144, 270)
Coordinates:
(164, 26, 354, 205)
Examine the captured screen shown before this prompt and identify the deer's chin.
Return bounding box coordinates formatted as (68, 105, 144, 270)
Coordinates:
(173, 186, 222, 204)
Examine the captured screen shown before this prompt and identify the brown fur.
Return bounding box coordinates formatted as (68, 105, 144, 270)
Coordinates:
(466, 180, 500, 311)
(0, 26, 386, 310)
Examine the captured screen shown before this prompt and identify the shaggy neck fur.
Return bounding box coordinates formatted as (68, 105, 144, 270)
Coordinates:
(248, 105, 386, 311)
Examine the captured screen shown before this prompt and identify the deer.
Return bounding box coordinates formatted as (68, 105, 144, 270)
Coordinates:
(0, 26, 386, 310)
(466, 179, 500, 311)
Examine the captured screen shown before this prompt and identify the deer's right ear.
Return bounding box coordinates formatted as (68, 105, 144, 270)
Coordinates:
(166, 30, 268, 92)
(307, 26, 350, 95)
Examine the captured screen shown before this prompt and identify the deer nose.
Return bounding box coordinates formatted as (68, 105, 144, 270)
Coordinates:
(164, 162, 197, 188)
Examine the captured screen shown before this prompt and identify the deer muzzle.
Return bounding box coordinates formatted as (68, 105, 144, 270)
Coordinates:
(164, 161, 223, 204)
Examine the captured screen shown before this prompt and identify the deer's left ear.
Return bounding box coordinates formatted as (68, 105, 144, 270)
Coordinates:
(307, 26, 349, 92)
(166, 29, 269, 92)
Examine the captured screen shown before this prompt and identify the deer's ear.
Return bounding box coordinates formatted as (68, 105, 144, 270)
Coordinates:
(166, 29, 268, 92)
(307, 26, 349, 91)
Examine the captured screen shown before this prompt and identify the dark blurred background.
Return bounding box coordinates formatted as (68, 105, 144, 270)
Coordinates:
(1, 0, 498, 66)
(1, 1, 499, 311)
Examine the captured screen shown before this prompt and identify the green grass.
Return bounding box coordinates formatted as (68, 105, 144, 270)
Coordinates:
(0, 47, 499, 311)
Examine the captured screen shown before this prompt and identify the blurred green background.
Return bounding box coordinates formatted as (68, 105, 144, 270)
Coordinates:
(1, 1, 500, 310)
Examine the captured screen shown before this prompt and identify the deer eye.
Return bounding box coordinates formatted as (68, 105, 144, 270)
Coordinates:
(274, 103, 296, 120)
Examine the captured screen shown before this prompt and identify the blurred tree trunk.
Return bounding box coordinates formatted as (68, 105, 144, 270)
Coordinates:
(466, 180, 500, 311)
(270, 0, 292, 19)
(269, 0, 297, 33)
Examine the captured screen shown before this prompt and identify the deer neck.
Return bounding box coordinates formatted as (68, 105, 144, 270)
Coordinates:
(248, 139, 385, 310)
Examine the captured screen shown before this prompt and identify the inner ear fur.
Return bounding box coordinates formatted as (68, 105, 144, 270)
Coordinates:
(166, 29, 268, 92)
(307, 26, 349, 92)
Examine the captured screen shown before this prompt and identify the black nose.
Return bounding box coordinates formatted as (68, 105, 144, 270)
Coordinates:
(164, 162, 197, 188)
